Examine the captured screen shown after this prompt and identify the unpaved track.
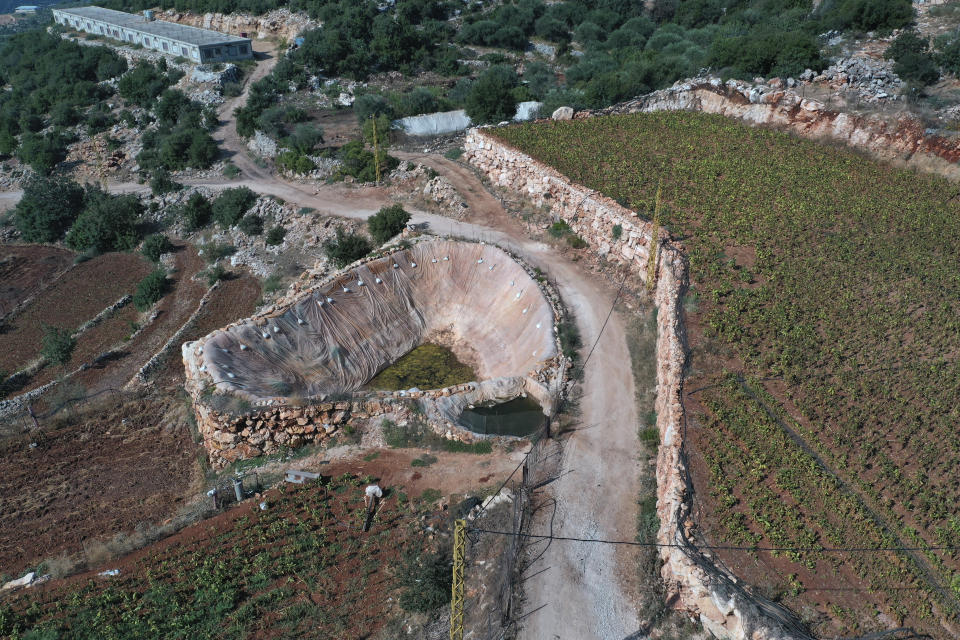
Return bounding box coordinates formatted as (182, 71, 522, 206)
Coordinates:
(0, 54, 647, 639)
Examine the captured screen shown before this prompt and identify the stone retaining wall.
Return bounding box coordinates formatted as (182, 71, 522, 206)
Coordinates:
(184, 236, 569, 468)
(598, 76, 960, 182)
(465, 128, 800, 640)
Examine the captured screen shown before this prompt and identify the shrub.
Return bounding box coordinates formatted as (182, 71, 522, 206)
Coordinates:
(141, 233, 173, 262)
(936, 34, 960, 76)
(612, 223, 623, 240)
(13, 175, 85, 243)
(132, 269, 170, 311)
(368, 204, 411, 244)
(276, 150, 316, 174)
(323, 227, 372, 267)
(201, 242, 236, 263)
(262, 272, 284, 293)
(464, 65, 519, 124)
(17, 131, 69, 175)
(401, 87, 438, 116)
(40, 324, 76, 366)
(444, 147, 463, 160)
(223, 163, 241, 178)
(566, 234, 588, 249)
(397, 549, 451, 612)
(156, 127, 219, 171)
(205, 263, 226, 285)
(818, 0, 914, 33)
(180, 192, 212, 230)
(222, 81, 243, 97)
(286, 122, 325, 154)
(353, 93, 395, 123)
(894, 51, 940, 86)
(118, 61, 172, 106)
(548, 220, 571, 238)
(65, 187, 143, 254)
(337, 139, 398, 183)
(238, 214, 264, 236)
(265, 225, 287, 246)
(708, 28, 824, 79)
(149, 169, 183, 195)
(212, 187, 257, 227)
(360, 114, 393, 148)
(884, 31, 940, 86)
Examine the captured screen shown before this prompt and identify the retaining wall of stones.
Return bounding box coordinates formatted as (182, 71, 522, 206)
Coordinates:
(465, 128, 800, 640)
(184, 236, 569, 468)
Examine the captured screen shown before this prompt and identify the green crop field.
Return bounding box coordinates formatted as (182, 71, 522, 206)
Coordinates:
(496, 112, 960, 637)
(0, 475, 448, 640)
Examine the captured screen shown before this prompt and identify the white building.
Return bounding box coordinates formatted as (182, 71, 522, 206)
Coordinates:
(52, 6, 252, 63)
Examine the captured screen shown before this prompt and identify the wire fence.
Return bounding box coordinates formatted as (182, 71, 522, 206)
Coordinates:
(463, 416, 557, 640)
(0, 386, 130, 440)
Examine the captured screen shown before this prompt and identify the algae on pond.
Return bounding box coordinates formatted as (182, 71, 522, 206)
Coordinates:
(367, 342, 475, 391)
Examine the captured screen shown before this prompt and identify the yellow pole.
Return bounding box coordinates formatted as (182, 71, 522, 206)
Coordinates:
(450, 518, 465, 640)
(647, 179, 662, 291)
(371, 115, 381, 185)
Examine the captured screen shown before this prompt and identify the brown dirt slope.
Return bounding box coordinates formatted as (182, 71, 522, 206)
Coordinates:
(0, 252, 152, 375)
(0, 390, 202, 578)
(0, 245, 74, 317)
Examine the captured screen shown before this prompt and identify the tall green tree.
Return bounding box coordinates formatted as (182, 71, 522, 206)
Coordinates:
(13, 175, 85, 243)
(465, 66, 519, 124)
(65, 186, 143, 254)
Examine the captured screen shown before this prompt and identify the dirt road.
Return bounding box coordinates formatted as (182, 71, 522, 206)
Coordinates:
(0, 53, 648, 639)
(413, 164, 645, 640)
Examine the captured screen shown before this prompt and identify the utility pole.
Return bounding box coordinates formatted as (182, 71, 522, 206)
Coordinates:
(450, 518, 465, 640)
(371, 114, 382, 185)
(647, 179, 662, 291)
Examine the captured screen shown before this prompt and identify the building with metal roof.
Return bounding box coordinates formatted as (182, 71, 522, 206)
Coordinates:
(52, 6, 252, 63)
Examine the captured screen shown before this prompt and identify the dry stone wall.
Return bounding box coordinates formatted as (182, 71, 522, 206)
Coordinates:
(599, 76, 960, 181)
(183, 236, 569, 468)
(466, 128, 803, 640)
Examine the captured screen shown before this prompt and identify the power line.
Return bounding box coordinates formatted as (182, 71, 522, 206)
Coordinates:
(466, 527, 960, 553)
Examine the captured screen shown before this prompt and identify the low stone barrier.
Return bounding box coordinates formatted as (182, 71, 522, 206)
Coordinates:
(466, 128, 802, 640)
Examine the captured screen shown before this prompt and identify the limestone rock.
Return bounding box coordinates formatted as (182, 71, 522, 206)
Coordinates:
(551, 106, 574, 121)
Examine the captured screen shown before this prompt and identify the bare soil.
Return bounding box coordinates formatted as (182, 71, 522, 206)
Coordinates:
(0, 251, 153, 376)
(0, 245, 74, 318)
(0, 388, 203, 579)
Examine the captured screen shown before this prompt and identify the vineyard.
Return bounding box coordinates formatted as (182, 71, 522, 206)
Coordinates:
(0, 474, 449, 640)
(496, 113, 960, 637)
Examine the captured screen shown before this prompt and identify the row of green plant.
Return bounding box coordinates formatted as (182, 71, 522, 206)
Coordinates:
(496, 110, 960, 633)
(0, 474, 451, 639)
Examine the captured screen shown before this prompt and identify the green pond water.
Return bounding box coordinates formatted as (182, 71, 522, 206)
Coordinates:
(367, 343, 475, 391)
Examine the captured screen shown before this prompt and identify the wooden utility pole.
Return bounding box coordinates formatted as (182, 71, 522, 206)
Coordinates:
(450, 518, 466, 640)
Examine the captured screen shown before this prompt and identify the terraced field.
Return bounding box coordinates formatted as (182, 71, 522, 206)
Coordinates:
(0, 474, 450, 640)
(496, 112, 960, 637)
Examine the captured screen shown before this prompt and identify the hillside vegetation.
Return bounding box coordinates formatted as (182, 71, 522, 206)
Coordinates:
(222, 0, 929, 144)
(0, 30, 219, 175)
(496, 112, 960, 637)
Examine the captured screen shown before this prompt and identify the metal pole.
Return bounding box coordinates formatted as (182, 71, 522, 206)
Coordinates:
(372, 115, 381, 185)
(450, 518, 466, 640)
